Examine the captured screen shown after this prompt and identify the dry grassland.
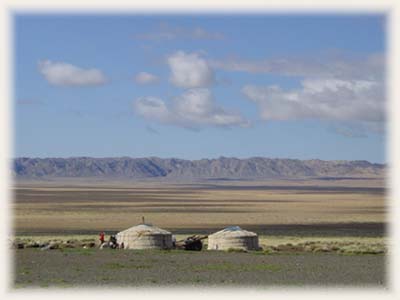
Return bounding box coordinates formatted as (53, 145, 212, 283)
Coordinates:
(12, 178, 386, 236)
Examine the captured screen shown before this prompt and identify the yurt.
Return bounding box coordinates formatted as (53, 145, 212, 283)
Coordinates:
(207, 226, 259, 251)
(116, 224, 173, 250)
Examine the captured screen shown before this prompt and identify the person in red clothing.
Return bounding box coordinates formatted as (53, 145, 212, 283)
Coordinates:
(99, 231, 105, 244)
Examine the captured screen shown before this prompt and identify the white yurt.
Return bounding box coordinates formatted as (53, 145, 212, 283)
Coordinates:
(207, 226, 259, 251)
(116, 224, 173, 250)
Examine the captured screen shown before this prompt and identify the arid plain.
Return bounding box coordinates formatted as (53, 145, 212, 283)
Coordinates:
(12, 177, 388, 287)
(13, 177, 386, 235)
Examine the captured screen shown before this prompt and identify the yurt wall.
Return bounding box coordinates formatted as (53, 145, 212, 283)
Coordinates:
(207, 226, 259, 251)
(116, 224, 173, 250)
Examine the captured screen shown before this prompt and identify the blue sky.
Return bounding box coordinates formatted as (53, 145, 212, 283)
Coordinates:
(14, 14, 386, 162)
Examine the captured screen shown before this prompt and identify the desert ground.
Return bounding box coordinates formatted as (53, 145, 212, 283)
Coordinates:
(11, 177, 388, 287)
(14, 250, 385, 287)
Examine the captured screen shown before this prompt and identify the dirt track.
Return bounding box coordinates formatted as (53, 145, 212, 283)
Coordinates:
(14, 249, 386, 287)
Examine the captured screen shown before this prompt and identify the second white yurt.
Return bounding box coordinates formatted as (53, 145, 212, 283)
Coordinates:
(207, 226, 259, 251)
(116, 224, 173, 250)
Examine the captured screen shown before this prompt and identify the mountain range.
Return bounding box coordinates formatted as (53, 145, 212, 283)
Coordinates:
(12, 157, 385, 180)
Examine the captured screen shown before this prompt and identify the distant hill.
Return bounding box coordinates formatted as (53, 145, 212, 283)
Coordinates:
(12, 157, 385, 180)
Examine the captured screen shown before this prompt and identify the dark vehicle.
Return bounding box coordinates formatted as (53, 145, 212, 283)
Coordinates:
(175, 235, 208, 251)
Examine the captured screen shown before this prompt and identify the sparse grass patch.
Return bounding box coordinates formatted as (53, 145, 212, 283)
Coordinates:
(130, 264, 152, 270)
(246, 264, 281, 272)
(103, 262, 152, 270)
(260, 248, 277, 255)
(60, 248, 95, 255)
(20, 269, 31, 276)
(192, 277, 205, 284)
(143, 258, 159, 263)
(13, 244, 386, 286)
(39, 282, 49, 288)
(257, 239, 387, 255)
(192, 262, 280, 272)
(226, 248, 248, 253)
(51, 278, 69, 284)
(104, 262, 125, 270)
(192, 262, 234, 271)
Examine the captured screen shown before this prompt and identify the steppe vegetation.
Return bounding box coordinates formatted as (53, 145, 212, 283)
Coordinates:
(11, 178, 387, 287)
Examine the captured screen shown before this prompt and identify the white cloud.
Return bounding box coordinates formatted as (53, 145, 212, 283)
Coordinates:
(135, 23, 224, 41)
(134, 89, 249, 128)
(242, 79, 384, 123)
(134, 72, 159, 84)
(210, 54, 384, 81)
(173, 89, 248, 127)
(233, 53, 386, 136)
(134, 97, 170, 122)
(135, 51, 385, 135)
(167, 51, 215, 88)
(38, 60, 107, 87)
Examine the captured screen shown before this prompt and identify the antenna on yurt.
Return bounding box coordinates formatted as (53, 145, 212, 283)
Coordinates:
(142, 216, 145, 224)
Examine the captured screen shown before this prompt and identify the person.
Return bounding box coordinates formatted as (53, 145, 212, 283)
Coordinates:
(172, 235, 176, 248)
(109, 235, 117, 249)
(99, 231, 105, 244)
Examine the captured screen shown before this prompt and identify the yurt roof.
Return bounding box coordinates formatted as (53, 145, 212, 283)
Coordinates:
(209, 226, 257, 238)
(118, 224, 171, 235)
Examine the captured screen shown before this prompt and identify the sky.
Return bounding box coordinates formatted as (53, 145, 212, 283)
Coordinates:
(14, 14, 386, 162)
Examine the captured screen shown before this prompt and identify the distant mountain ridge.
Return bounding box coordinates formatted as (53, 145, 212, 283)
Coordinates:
(12, 157, 385, 180)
